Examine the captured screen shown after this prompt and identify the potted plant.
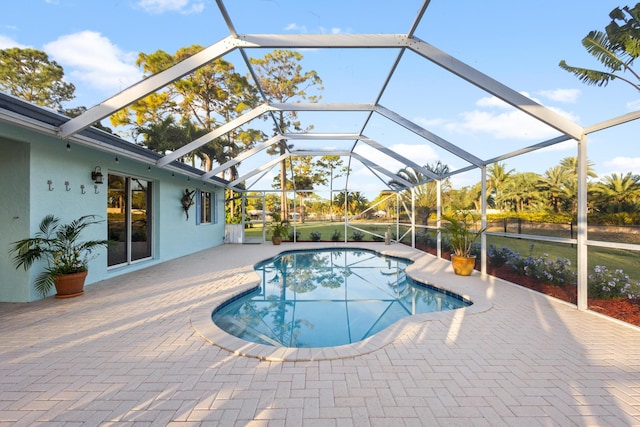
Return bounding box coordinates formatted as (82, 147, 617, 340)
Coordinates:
(269, 215, 289, 245)
(10, 214, 108, 298)
(442, 212, 485, 276)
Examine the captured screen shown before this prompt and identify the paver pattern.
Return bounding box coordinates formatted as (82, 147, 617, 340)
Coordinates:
(1, 242, 639, 426)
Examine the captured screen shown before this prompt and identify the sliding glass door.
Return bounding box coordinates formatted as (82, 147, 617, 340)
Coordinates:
(107, 174, 152, 267)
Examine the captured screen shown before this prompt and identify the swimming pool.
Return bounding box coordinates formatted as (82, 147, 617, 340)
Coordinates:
(212, 248, 471, 348)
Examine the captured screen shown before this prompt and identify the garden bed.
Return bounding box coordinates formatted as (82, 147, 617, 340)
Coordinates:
(486, 264, 640, 327)
(416, 243, 640, 328)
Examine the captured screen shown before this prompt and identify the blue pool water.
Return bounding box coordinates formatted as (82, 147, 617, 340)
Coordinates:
(212, 248, 471, 348)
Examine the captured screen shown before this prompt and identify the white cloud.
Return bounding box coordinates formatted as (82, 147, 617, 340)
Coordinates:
(447, 95, 580, 140)
(318, 26, 345, 34)
(603, 156, 640, 175)
(286, 23, 346, 34)
(44, 31, 141, 95)
(413, 116, 446, 128)
(352, 143, 439, 176)
(538, 139, 576, 153)
(285, 23, 308, 32)
(536, 88, 581, 103)
(0, 35, 25, 49)
(476, 95, 511, 109)
(136, 0, 204, 14)
(626, 99, 640, 111)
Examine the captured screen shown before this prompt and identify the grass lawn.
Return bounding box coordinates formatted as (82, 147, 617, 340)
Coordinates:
(244, 221, 400, 242)
(487, 235, 640, 282)
(243, 221, 640, 282)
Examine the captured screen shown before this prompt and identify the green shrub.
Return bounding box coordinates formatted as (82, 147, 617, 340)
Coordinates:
(525, 254, 576, 286)
(588, 265, 640, 299)
(310, 231, 322, 242)
(497, 244, 576, 286)
(288, 230, 300, 241)
(331, 229, 341, 241)
(350, 230, 364, 241)
(487, 244, 517, 267)
(592, 212, 640, 225)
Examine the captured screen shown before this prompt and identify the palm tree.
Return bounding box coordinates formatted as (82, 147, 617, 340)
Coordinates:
(501, 172, 544, 212)
(334, 192, 369, 217)
(487, 162, 514, 211)
(559, 4, 640, 92)
(538, 166, 574, 213)
(392, 161, 451, 225)
(591, 172, 640, 213)
(558, 156, 598, 214)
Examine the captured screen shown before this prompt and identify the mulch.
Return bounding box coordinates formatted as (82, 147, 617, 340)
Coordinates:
(416, 244, 640, 327)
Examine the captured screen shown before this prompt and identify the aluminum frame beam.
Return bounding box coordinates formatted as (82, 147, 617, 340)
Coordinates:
(203, 134, 284, 179)
(290, 150, 353, 157)
(55, 18, 591, 204)
(375, 105, 483, 166)
(270, 103, 376, 112)
(59, 35, 240, 138)
(157, 103, 273, 166)
(359, 137, 439, 180)
(229, 153, 288, 187)
(282, 133, 363, 140)
(406, 37, 584, 141)
(584, 110, 640, 134)
(350, 153, 413, 188)
(234, 33, 408, 49)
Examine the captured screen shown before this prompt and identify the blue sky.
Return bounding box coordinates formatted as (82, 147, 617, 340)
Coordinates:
(2, 0, 639, 197)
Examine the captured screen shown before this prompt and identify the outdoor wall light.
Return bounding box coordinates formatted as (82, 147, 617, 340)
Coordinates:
(91, 166, 104, 184)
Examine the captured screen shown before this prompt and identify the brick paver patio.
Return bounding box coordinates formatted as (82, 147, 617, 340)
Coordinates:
(1, 242, 639, 426)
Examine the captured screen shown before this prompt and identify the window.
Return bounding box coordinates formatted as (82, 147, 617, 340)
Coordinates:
(107, 174, 152, 267)
(197, 190, 215, 225)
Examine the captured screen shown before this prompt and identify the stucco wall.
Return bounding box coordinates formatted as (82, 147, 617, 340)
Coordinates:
(0, 137, 30, 302)
(0, 124, 226, 302)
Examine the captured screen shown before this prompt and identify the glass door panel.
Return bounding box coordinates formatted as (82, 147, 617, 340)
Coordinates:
(108, 174, 152, 267)
(131, 179, 151, 261)
(108, 175, 127, 266)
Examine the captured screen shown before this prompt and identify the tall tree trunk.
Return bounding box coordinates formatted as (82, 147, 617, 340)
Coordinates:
(278, 141, 288, 219)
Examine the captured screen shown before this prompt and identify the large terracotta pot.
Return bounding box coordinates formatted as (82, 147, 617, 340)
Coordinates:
(451, 255, 476, 276)
(54, 271, 88, 298)
(272, 236, 282, 245)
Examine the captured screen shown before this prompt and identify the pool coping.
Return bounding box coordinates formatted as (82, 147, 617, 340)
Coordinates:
(191, 243, 494, 361)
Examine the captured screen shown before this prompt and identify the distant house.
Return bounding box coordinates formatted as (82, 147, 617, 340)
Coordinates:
(0, 93, 228, 302)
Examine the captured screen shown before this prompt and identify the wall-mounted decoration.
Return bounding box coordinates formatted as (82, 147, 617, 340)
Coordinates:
(181, 188, 195, 221)
(91, 166, 104, 184)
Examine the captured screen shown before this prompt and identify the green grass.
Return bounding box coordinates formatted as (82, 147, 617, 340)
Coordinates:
(244, 221, 640, 282)
(244, 221, 398, 242)
(487, 235, 640, 282)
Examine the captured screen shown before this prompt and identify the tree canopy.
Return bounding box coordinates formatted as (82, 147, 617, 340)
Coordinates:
(0, 47, 75, 109)
(250, 50, 323, 217)
(559, 3, 640, 91)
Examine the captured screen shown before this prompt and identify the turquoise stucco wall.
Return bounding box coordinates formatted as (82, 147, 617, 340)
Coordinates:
(0, 123, 226, 302)
(0, 137, 30, 302)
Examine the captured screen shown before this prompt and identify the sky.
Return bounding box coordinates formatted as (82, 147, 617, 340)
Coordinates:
(2, 0, 640, 199)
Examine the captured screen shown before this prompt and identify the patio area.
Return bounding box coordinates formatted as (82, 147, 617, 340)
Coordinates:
(1, 242, 639, 426)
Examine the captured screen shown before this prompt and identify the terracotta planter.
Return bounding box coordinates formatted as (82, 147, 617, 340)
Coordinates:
(54, 271, 88, 298)
(451, 255, 476, 276)
(272, 236, 282, 245)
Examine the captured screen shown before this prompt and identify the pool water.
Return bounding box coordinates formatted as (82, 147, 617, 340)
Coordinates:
(212, 248, 471, 348)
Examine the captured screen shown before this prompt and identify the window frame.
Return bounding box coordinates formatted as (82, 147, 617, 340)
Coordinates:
(196, 189, 215, 225)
